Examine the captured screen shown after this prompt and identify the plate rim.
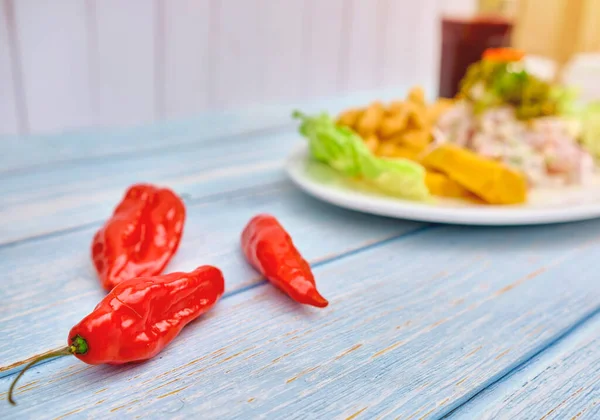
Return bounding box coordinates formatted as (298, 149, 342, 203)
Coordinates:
(285, 143, 600, 226)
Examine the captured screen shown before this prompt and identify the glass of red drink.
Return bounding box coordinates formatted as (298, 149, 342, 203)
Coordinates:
(439, 14, 514, 98)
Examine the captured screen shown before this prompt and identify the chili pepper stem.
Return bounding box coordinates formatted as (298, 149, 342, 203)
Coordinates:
(8, 347, 72, 405)
(8, 335, 88, 405)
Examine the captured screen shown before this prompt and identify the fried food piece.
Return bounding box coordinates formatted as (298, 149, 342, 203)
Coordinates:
(386, 132, 409, 145)
(336, 88, 454, 166)
(422, 144, 527, 205)
(406, 102, 427, 130)
(356, 101, 385, 137)
(401, 129, 431, 149)
(376, 143, 422, 161)
(337, 108, 363, 128)
(425, 170, 473, 199)
(407, 86, 426, 106)
(426, 98, 454, 125)
(379, 108, 409, 138)
(387, 100, 405, 115)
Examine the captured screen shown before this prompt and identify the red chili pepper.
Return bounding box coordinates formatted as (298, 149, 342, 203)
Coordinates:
(8, 266, 224, 405)
(241, 214, 328, 308)
(92, 184, 186, 291)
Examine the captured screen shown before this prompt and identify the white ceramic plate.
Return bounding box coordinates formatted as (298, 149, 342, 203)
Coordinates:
(286, 143, 600, 226)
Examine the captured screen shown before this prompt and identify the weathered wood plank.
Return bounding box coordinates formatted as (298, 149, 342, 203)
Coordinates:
(0, 88, 406, 174)
(2, 220, 599, 418)
(0, 185, 424, 373)
(447, 310, 600, 420)
(0, 112, 288, 175)
(0, 129, 295, 245)
(0, 89, 414, 245)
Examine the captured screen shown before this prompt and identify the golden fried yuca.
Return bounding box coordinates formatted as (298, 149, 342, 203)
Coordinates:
(336, 108, 362, 128)
(378, 109, 409, 138)
(426, 98, 454, 125)
(387, 100, 405, 115)
(376, 143, 423, 161)
(422, 144, 527, 205)
(424, 170, 474, 199)
(400, 129, 431, 149)
(406, 102, 427, 130)
(407, 86, 426, 106)
(356, 101, 385, 137)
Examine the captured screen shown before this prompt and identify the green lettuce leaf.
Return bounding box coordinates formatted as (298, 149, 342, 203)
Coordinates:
(581, 101, 600, 158)
(292, 111, 430, 201)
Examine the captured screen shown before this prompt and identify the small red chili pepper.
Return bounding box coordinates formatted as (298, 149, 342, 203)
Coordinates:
(92, 183, 186, 291)
(8, 266, 224, 405)
(241, 214, 329, 308)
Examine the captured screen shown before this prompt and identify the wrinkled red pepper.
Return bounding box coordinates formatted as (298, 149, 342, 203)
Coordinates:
(92, 184, 186, 291)
(241, 214, 329, 308)
(8, 266, 224, 404)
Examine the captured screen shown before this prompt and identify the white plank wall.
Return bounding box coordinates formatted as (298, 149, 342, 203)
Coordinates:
(94, 0, 157, 126)
(11, 0, 94, 134)
(383, 0, 439, 94)
(0, 1, 18, 135)
(260, 0, 307, 102)
(163, 0, 211, 118)
(302, 0, 346, 98)
(211, 0, 263, 108)
(1, 0, 448, 136)
(345, 0, 384, 91)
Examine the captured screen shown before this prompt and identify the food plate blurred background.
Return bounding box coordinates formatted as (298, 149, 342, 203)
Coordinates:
(280, 0, 600, 223)
(286, 143, 600, 225)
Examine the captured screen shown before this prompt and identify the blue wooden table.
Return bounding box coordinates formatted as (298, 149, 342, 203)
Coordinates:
(1, 90, 599, 419)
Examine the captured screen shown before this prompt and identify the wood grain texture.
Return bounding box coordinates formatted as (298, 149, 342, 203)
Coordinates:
(0, 110, 288, 175)
(0, 88, 412, 246)
(0, 129, 294, 245)
(3, 87, 598, 417)
(0, 184, 424, 372)
(447, 311, 600, 419)
(1, 220, 600, 418)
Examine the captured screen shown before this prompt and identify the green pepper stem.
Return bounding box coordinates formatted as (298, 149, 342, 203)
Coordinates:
(8, 347, 73, 406)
